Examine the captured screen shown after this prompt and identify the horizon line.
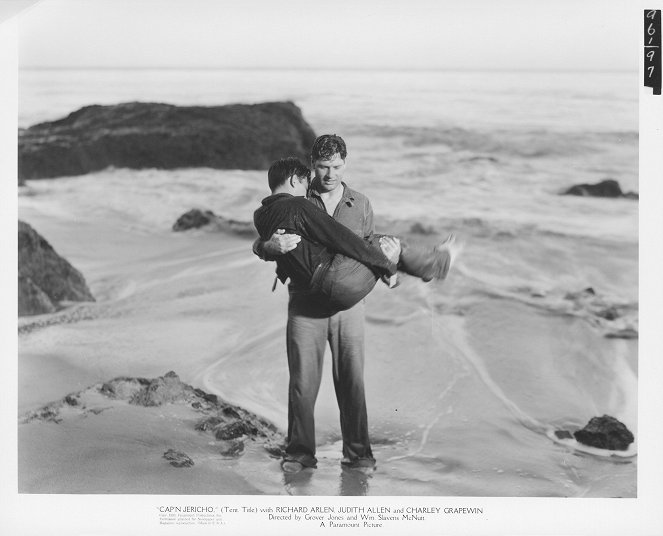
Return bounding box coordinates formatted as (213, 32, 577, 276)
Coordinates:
(18, 65, 638, 74)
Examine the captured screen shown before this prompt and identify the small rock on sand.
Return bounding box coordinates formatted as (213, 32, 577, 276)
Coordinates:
(573, 415, 634, 451)
(163, 449, 194, 468)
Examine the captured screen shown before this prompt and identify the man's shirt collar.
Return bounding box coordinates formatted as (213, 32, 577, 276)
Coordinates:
(309, 182, 356, 207)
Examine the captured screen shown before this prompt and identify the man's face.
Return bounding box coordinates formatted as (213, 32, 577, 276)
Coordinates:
(312, 153, 345, 193)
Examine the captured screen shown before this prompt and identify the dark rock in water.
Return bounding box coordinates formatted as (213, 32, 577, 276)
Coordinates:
(595, 306, 620, 321)
(562, 179, 638, 199)
(18, 101, 317, 180)
(64, 395, 79, 406)
(573, 415, 634, 451)
(218, 440, 245, 458)
(163, 449, 194, 468)
(173, 209, 216, 231)
(18, 220, 95, 316)
(18, 274, 57, 316)
(215, 421, 259, 440)
(409, 222, 436, 235)
(172, 208, 257, 237)
(605, 328, 639, 340)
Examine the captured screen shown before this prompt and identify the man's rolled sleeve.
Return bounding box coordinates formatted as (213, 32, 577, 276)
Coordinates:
(363, 198, 375, 239)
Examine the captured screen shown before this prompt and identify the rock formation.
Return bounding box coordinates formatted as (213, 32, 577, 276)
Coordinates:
(562, 179, 638, 199)
(21, 371, 284, 463)
(18, 221, 95, 316)
(573, 415, 634, 451)
(172, 209, 216, 231)
(172, 208, 256, 236)
(18, 101, 317, 180)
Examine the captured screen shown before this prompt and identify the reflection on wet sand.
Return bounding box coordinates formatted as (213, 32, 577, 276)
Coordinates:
(282, 466, 373, 496)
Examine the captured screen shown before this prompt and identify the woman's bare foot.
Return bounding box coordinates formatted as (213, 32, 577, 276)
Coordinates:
(437, 233, 463, 267)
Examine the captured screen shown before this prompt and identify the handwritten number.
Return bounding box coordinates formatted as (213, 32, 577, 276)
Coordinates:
(644, 11, 660, 92)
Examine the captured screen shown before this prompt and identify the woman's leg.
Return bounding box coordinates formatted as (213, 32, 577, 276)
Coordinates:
(314, 234, 459, 310)
(381, 233, 459, 282)
(318, 254, 379, 311)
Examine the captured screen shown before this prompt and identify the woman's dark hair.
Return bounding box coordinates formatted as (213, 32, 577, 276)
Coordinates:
(268, 157, 311, 191)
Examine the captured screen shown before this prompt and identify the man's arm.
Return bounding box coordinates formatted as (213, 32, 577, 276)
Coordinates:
(296, 200, 397, 276)
(252, 231, 301, 261)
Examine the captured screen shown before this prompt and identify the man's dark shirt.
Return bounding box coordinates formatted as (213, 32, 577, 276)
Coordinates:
(253, 193, 396, 289)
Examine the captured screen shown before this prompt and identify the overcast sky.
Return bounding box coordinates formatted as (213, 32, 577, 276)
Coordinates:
(13, 0, 638, 71)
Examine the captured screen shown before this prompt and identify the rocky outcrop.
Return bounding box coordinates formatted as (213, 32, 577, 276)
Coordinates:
(573, 415, 634, 451)
(18, 101, 317, 180)
(18, 221, 95, 316)
(172, 208, 256, 236)
(562, 179, 638, 199)
(22, 372, 283, 462)
(173, 209, 216, 231)
(18, 274, 57, 315)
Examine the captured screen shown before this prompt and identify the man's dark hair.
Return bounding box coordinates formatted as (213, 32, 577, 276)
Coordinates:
(310, 134, 347, 162)
(268, 157, 311, 191)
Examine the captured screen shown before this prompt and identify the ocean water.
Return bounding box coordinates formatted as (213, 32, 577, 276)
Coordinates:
(18, 69, 638, 496)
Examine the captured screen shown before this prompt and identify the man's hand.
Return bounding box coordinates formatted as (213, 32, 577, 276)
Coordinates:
(264, 229, 301, 256)
(379, 236, 401, 264)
